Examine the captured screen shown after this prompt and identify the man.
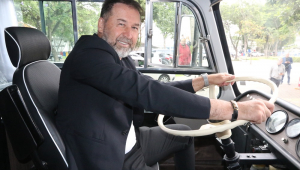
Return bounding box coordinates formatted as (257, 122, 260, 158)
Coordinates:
(178, 38, 192, 65)
(281, 53, 293, 85)
(56, 0, 274, 169)
(270, 58, 285, 93)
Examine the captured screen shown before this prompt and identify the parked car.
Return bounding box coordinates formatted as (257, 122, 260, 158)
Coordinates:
(152, 49, 173, 65)
(152, 52, 172, 65)
(130, 51, 163, 65)
(144, 73, 176, 83)
(129, 52, 175, 83)
(48, 53, 63, 61)
(251, 52, 264, 57)
(129, 52, 144, 67)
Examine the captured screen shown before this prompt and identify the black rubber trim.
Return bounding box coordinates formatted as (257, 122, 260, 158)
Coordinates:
(211, 3, 240, 97)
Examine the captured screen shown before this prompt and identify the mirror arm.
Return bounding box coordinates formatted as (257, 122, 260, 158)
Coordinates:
(199, 35, 210, 42)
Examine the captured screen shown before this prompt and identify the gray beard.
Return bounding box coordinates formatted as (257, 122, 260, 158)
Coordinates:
(114, 46, 132, 59)
(102, 32, 134, 59)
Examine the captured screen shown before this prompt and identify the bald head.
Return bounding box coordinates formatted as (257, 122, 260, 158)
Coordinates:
(277, 58, 283, 65)
(285, 53, 290, 58)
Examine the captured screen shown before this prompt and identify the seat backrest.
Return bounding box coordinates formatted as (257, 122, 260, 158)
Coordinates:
(4, 27, 68, 170)
(0, 85, 44, 163)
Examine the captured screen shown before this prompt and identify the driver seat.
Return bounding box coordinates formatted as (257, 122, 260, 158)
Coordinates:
(3, 27, 75, 170)
(4, 26, 159, 170)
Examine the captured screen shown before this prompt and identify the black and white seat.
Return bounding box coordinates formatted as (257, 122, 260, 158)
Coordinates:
(3, 27, 69, 170)
(2, 26, 160, 170)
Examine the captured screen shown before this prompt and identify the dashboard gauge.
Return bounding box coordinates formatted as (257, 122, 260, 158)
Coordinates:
(286, 118, 300, 138)
(266, 110, 288, 134)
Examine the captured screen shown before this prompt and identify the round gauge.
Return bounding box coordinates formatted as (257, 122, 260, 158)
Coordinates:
(285, 118, 300, 138)
(265, 110, 288, 134)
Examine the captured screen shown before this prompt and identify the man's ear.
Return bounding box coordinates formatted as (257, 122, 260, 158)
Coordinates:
(98, 17, 104, 37)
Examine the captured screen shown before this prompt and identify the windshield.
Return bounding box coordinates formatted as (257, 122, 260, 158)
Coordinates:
(220, 0, 300, 107)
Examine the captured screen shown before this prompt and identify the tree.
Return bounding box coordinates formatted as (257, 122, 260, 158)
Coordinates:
(221, 0, 297, 57)
(17, 1, 105, 62)
(221, 3, 243, 58)
(77, 2, 102, 37)
(153, 2, 176, 48)
(221, 1, 264, 58)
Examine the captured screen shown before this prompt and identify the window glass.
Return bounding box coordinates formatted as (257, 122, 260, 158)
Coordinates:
(77, 2, 103, 37)
(44, 1, 73, 63)
(178, 5, 210, 68)
(14, 1, 41, 28)
(150, 2, 176, 67)
(14, 0, 74, 63)
(139, 3, 218, 98)
(220, 0, 300, 107)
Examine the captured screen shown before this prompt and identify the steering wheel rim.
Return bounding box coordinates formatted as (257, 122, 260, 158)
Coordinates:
(158, 76, 278, 137)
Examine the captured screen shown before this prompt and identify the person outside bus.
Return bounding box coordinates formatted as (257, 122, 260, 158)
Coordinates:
(281, 53, 293, 85)
(178, 38, 192, 65)
(56, 0, 274, 169)
(270, 58, 285, 93)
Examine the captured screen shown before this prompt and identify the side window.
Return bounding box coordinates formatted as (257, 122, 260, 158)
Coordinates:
(13, 1, 103, 64)
(77, 2, 103, 37)
(14, 0, 74, 63)
(142, 1, 218, 98)
(178, 5, 209, 68)
(144, 2, 212, 70)
(150, 2, 176, 67)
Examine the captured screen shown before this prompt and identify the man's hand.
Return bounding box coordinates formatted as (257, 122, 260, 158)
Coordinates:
(192, 73, 235, 92)
(208, 73, 235, 87)
(237, 100, 274, 124)
(210, 99, 274, 124)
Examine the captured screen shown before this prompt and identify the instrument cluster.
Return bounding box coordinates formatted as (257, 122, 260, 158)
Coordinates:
(236, 90, 300, 168)
(266, 111, 300, 159)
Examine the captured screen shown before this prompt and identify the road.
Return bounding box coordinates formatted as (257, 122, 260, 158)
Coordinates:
(233, 59, 300, 107)
(174, 59, 300, 107)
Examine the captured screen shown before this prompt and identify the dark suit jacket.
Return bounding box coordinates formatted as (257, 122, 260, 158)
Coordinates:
(282, 57, 293, 70)
(56, 34, 210, 170)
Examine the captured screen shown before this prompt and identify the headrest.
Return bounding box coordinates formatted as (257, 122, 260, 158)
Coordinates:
(4, 27, 51, 68)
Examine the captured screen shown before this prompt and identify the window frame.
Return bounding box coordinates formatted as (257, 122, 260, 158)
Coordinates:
(141, 0, 217, 75)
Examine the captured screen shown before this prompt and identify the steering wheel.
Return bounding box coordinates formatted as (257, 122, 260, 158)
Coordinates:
(157, 76, 278, 137)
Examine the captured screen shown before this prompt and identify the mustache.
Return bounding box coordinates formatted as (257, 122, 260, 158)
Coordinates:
(114, 36, 133, 46)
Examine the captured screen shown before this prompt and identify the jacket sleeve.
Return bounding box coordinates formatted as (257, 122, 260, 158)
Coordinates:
(70, 49, 210, 119)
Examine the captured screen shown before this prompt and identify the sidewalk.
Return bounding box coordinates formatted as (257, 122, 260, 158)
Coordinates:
(278, 80, 300, 106)
(233, 60, 300, 107)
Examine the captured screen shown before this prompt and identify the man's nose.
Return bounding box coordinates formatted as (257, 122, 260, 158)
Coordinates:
(122, 27, 133, 39)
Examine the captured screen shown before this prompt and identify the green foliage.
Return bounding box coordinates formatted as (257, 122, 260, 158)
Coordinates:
(77, 2, 102, 37)
(221, 0, 299, 57)
(153, 2, 175, 39)
(15, 0, 106, 61)
(15, 0, 148, 59)
(136, 0, 146, 23)
(292, 57, 300, 62)
(16, 1, 41, 29)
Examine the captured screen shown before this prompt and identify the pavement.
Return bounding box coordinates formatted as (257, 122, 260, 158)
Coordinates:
(174, 59, 300, 107)
(233, 59, 300, 107)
